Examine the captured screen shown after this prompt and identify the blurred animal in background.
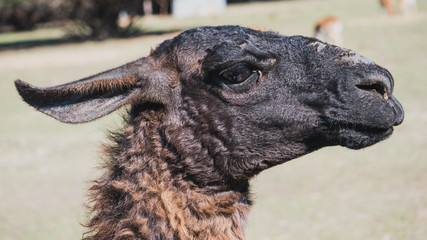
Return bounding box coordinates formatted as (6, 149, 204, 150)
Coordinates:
(380, 0, 417, 16)
(399, 0, 417, 16)
(117, 10, 132, 28)
(380, 0, 395, 15)
(314, 16, 343, 46)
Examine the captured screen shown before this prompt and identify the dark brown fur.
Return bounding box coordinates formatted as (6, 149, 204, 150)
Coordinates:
(84, 105, 250, 239)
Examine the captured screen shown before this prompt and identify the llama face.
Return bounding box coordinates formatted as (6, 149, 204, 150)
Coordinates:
(153, 26, 404, 174)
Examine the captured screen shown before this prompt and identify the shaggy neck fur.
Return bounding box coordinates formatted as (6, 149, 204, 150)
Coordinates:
(84, 104, 251, 240)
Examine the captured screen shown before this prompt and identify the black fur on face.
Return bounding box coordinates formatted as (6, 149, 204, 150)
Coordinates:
(15, 26, 404, 189)
(148, 26, 404, 181)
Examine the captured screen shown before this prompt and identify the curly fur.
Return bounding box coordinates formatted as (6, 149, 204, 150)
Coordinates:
(83, 104, 250, 239)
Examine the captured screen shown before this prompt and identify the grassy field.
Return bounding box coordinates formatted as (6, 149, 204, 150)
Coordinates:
(1, 0, 426, 239)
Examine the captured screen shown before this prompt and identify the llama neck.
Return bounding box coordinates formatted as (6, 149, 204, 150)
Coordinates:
(85, 106, 251, 240)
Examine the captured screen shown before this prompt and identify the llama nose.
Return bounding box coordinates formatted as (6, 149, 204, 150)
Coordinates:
(355, 72, 404, 126)
(355, 74, 392, 101)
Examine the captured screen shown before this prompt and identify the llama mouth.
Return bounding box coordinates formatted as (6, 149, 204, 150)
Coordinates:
(321, 118, 393, 136)
(320, 117, 394, 149)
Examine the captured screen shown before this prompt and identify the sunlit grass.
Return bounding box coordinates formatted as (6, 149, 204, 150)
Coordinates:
(0, 27, 65, 45)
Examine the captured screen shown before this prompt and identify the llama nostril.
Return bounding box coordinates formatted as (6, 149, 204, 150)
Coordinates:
(356, 82, 389, 100)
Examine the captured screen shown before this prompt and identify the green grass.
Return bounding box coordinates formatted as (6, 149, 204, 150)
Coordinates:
(0, 28, 65, 45)
(1, 0, 427, 239)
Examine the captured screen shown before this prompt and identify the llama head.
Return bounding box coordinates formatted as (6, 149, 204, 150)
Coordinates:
(15, 26, 404, 181)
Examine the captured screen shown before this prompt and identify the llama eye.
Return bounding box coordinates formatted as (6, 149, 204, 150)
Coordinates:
(218, 65, 261, 93)
(221, 65, 253, 84)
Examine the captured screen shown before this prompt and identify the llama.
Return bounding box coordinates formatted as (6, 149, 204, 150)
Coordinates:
(15, 26, 404, 240)
(379, 0, 417, 16)
(399, 0, 417, 16)
(314, 16, 343, 46)
(380, 0, 395, 15)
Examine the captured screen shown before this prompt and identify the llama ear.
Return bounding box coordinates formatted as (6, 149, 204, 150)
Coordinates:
(15, 61, 146, 124)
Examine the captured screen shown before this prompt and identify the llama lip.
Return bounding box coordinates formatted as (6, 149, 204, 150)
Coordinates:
(390, 95, 404, 126)
(320, 117, 394, 149)
(322, 118, 393, 135)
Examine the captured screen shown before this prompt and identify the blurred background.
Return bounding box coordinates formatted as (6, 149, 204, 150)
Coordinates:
(0, 0, 426, 239)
